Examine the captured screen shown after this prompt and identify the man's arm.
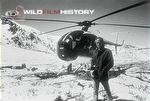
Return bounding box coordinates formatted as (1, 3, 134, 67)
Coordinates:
(98, 50, 114, 75)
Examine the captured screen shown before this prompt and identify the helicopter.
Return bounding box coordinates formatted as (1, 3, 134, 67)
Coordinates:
(2, 0, 150, 61)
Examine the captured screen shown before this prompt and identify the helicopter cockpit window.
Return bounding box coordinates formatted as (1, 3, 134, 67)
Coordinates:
(72, 41, 76, 49)
(67, 35, 76, 49)
(68, 35, 73, 40)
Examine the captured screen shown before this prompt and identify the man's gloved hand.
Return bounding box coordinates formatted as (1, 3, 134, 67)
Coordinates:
(89, 69, 104, 80)
(88, 66, 99, 79)
(89, 70, 99, 79)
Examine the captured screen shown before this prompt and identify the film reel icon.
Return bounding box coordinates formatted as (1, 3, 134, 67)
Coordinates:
(5, 5, 25, 19)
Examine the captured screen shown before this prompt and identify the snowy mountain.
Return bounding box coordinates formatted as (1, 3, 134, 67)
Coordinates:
(1, 18, 57, 53)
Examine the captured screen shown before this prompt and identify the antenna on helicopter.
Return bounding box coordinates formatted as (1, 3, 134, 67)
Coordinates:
(115, 33, 119, 55)
(114, 33, 124, 55)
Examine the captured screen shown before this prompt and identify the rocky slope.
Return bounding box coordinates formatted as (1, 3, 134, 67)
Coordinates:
(1, 18, 57, 54)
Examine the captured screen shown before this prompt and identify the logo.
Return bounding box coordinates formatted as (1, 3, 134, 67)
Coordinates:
(5, 5, 95, 19)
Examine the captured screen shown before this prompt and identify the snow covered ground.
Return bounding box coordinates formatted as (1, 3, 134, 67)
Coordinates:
(1, 43, 150, 101)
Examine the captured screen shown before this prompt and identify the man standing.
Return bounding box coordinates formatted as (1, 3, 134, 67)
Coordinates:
(90, 37, 114, 101)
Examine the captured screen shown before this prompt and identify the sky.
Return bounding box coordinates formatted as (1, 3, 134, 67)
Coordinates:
(1, 0, 150, 47)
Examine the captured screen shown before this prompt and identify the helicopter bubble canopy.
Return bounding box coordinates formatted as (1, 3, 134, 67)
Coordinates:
(57, 30, 98, 61)
(57, 30, 84, 61)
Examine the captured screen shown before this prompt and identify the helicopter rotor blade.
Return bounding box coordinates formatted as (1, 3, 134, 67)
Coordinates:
(13, 18, 79, 24)
(39, 25, 79, 35)
(94, 23, 150, 28)
(91, 0, 149, 22)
